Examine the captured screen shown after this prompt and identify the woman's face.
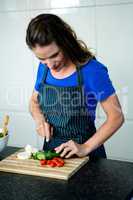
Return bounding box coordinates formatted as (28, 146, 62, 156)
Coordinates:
(33, 42, 69, 71)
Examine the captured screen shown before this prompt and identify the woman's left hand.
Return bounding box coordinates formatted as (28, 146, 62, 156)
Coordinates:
(54, 140, 89, 158)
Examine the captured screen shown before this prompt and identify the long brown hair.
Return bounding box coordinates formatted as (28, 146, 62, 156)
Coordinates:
(26, 13, 95, 65)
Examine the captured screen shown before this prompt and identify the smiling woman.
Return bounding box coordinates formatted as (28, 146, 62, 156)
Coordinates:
(26, 13, 124, 159)
(26, 14, 94, 65)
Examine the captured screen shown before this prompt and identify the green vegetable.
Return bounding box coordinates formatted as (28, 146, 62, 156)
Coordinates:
(45, 150, 60, 160)
(50, 150, 60, 158)
(36, 152, 46, 160)
(0, 133, 3, 138)
(32, 150, 60, 160)
(31, 152, 38, 160)
(45, 150, 53, 160)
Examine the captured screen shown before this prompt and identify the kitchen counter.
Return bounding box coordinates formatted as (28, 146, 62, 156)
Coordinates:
(0, 146, 133, 200)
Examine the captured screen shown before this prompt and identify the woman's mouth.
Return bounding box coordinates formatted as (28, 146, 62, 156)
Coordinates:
(52, 65, 58, 69)
(51, 64, 63, 71)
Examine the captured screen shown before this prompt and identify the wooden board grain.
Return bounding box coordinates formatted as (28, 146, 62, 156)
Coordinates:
(0, 149, 89, 180)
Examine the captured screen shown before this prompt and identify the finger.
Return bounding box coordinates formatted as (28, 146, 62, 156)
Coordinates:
(65, 150, 75, 158)
(60, 147, 71, 157)
(55, 143, 69, 153)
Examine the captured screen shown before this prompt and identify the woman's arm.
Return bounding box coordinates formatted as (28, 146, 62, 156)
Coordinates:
(29, 90, 44, 122)
(29, 90, 53, 141)
(83, 94, 124, 153)
(55, 94, 124, 158)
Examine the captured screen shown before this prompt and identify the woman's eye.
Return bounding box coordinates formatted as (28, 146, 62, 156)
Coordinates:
(51, 53, 59, 58)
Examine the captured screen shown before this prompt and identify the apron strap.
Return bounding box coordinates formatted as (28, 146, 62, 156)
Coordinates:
(76, 65, 84, 107)
(76, 65, 83, 87)
(40, 64, 49, 85)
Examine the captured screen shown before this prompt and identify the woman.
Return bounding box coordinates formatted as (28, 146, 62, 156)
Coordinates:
(26, 14, 124, 159)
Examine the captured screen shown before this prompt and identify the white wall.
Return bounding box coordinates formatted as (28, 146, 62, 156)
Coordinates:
(0, 0, 133, 162)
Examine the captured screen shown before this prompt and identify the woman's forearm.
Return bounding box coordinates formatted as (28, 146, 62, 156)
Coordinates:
(29, 93, 45, 124)
(84, 114, 124, 154)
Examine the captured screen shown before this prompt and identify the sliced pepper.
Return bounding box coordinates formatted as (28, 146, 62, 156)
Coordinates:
(47, 160, 56, 167)
(40, 159, 47, 166)
(52, 157, 65, 167)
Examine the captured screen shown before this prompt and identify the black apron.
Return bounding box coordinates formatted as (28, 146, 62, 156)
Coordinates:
(38, 64, 106, 159)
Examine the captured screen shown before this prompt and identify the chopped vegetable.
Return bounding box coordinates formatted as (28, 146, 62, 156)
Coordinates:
(45, 150, 60, 160)
(40, 159, 47, 166)
(17, 151, 31, 160)
(42, 157, 65, 167)
(0, 133, 3, 138)
(36, 152, 46, 160)
(25, 144, 32, 154)
(25, 144, 38, 154)
(52, 157, 65, 167)
(16, 144, 64, 168)
(32, 150, 60, 160)
(32, 152, 38, 160)
(47, 160, 56, 167)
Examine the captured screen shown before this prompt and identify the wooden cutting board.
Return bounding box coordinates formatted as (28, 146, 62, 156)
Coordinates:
(0, 149, 89, 180)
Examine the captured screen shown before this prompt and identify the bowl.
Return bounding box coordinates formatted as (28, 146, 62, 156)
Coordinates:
(0, 134, 9, 152)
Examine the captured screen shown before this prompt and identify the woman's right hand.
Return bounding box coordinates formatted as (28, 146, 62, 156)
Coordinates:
(36, 120, 53, 142)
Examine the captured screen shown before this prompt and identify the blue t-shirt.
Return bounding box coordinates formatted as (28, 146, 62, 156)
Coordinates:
(34, 59, 115, 122)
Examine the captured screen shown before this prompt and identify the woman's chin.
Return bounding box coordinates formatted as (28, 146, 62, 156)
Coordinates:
(51, 65, 63, 72)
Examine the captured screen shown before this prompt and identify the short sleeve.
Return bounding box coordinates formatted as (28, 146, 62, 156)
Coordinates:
(34, 62, 45, 92)
(88, 60, 116, 102)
